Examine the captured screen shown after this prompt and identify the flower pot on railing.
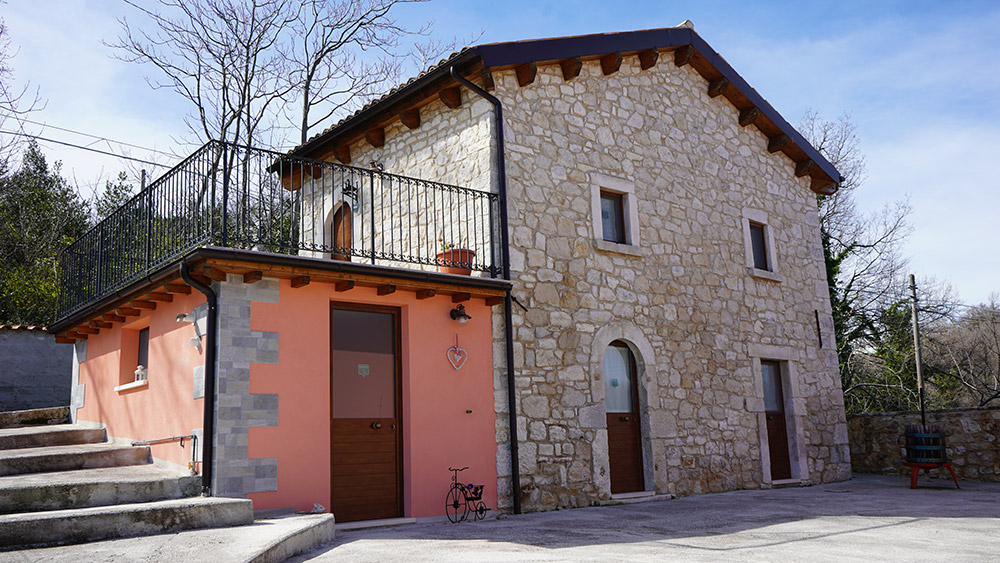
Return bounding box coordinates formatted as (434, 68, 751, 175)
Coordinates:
(437, 248, 475, 275)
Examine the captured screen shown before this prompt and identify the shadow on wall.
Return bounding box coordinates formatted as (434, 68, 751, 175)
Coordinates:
(0, 326, 73, 411)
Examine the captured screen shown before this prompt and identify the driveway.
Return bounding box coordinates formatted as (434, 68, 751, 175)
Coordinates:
(290, 474, 1000, 562)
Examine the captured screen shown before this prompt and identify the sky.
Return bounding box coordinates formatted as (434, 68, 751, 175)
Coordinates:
(2, 0, 998, 304)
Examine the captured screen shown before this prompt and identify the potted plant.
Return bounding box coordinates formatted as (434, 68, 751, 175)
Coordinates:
(436, 237, 475, 275)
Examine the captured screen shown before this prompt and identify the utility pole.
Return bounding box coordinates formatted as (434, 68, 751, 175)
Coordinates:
(909, 274, 927, 427)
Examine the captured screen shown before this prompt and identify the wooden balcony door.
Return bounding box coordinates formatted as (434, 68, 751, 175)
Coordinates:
(604, 342, 644, 494)
(761, 360, 791, 480)
(330, 304, 402, 522)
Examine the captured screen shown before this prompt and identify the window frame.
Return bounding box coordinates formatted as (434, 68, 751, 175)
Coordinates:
(590, 173, 642, 256)
(741, 208, 783, 282)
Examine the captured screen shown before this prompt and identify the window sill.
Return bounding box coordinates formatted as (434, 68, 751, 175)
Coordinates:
(114, 380, 148, 393)
(593, 239, 643, 257)
(748, 267, 784, 283)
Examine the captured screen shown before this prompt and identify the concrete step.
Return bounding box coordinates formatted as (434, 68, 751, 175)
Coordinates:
(0, 424, 105, 450)
(0, 496, 254, 549)
(0, 406, 69, 428)
(0, 465, 200, 514)
(0, 443, 149, 477)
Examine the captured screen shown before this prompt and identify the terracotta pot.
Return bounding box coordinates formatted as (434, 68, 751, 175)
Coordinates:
(436, 248, 475, 275)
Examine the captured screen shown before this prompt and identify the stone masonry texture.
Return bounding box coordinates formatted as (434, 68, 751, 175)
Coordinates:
(0, 327, 73, 411)
(213, 275, 280, 497)
(849, 407, 1000, 481)
(331, 50, 851, 512)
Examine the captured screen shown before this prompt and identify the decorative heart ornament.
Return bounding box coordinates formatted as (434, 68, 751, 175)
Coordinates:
(447, 345, 468, 370)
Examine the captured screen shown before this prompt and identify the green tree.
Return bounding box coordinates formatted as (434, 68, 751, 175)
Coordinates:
(0, 141, 90, 325)
(95, 171, 136, 220)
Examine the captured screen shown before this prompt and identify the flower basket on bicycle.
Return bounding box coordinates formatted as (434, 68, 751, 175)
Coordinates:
(446, 466, 489, 523)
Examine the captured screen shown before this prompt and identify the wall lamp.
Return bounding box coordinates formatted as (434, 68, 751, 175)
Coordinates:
(450, 304, 472, 325)
(177, 313, 196, 323)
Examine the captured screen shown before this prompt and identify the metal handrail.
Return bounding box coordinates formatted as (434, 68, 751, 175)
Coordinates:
(132, 433, 199, 475)
(55, 140, 502, 321)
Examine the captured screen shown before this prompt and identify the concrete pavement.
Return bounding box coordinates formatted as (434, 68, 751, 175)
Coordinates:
(291, 474, 1000, 562)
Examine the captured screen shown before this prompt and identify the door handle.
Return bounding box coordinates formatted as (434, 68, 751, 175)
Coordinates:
(620, 415, 630, 422)
(371, 421, 382, 429)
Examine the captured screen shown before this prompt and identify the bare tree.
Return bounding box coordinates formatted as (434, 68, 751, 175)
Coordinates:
(925, 295, 1000, 407)
(110, 0, 298, 148)
(0, 9, 43, 168)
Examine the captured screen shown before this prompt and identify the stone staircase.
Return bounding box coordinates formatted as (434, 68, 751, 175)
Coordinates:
(0, 408, 253, 549)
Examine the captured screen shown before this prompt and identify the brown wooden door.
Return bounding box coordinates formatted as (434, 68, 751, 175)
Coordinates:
(604, 342, 644, 494)
(761, 360, 791, 480)
(332, 204, 353, 261)
(330, 305, 401, 522)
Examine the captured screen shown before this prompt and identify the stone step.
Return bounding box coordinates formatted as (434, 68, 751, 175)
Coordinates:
(0, 496, 254, 549)
(0, 465, 201, 514)
(0, 406, 69, 428)
(0, 443, 149, 477)
(0, 424, 105, 451)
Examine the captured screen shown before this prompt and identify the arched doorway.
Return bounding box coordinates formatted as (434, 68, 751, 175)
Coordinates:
(331, 203, 353, 261)
(604, 341, 644, 493)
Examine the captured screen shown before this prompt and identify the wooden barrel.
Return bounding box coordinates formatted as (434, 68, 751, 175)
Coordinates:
(904, 424, 949, 463)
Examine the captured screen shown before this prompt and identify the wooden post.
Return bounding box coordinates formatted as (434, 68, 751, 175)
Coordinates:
(909, 274, 927, 427)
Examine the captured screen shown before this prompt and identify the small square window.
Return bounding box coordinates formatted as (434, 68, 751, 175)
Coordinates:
(600, 190, 626, 244)
(749, 222, 769, 271)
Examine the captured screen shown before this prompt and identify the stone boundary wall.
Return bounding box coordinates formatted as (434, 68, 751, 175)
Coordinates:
(848, 407, 1000, 481)
(0, 326, 72, 411)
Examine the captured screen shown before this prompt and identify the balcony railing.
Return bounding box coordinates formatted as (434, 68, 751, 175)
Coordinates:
(56, 140, 501, 320)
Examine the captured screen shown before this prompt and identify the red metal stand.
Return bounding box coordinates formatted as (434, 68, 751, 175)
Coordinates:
(903, 461, 960, 489)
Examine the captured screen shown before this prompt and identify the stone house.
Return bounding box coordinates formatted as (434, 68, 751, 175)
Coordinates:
(50, 24, 851, 521)
(289, 25, 852, 512)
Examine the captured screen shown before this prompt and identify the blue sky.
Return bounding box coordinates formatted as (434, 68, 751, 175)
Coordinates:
(3, 0, 999, 304)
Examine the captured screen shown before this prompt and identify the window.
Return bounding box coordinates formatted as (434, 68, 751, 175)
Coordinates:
(115, 322, 151, 392)
(137, 327, 149, 377)
(590, 173, 641, 256)
(600, 190, 626, 244)
(749, 222, 768, 270)
(741, 208, 782, 282)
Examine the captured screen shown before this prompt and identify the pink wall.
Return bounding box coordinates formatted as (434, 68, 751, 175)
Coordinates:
(246, 280, 497, 518)
(76, 292, 207, 470)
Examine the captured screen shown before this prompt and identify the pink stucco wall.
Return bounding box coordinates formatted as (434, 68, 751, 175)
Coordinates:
(75, 292, 207, 470)
(246, 280, 498, 518)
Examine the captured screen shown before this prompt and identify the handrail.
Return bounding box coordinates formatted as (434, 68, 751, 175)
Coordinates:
(132, 433, 199, 475)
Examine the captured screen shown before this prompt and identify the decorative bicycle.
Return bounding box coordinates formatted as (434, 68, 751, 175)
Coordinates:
(445, 466, 488, 523)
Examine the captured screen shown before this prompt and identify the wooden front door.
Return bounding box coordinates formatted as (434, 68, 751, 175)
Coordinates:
(604, 342, 644, 494)
(330, 304, 401, 522)
(332, 204, 353, 261)
(761, 360, 791, 480)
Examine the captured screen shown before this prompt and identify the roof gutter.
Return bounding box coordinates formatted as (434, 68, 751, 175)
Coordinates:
(449, 65, 521, 514)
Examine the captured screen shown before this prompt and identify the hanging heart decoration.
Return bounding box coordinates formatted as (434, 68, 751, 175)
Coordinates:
(447, 345, 468, 370)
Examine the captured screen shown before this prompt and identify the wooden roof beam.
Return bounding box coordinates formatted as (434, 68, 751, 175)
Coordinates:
(811, 179, 838, 195)
(638, 49, 659, 70)
(103, 313, 125, 323)
(149, 292, 174, 303)
(400, 108, 420, 130)
(708, 77, 729, 98)
(560, 57, 583, 81)
(514, 62, 537, 87)
(377, 284, 397, 296)
(480, 66, 495, 91)
(365, 127, 385, 148)
(674, 45, 694, 67)
(335, 280, 355, 292)
(795, 160, 817, 178)
(133, 299, 156, 310)
(290, 275, 310, 288)
(738, 107, 760, 127)
(202, 266, 227, 282)
(767, 134, 790, 154)
(117, 306, 140, 317)
(165, 283, 192, 294)
(440, 86, 462, 109)
(600, 52, 623, 76)
(334, 145, 351, 165)
(243, 270, 263, 284)
(416, 289, 435, 300)
(451, 293, 471, 303)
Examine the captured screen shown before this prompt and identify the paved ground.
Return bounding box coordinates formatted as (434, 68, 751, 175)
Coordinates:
(290, 474, 1000, 563)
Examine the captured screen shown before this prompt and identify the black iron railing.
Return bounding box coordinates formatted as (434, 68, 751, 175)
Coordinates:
(56, 140, 501, 320)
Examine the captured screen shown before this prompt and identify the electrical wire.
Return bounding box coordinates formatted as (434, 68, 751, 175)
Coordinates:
(0, 129, 168, 168)
(4, 115, 178, 159)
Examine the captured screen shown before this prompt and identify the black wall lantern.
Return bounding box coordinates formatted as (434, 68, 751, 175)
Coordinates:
(450, 304, 472, 324)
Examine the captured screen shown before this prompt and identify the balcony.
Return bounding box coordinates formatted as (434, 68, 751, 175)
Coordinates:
(56, 141, 502, 321)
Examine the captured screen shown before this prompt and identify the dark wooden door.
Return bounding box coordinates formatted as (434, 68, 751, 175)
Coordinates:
(761, 360, 791, 480)
(330, 305, 401, 522)
(332, 205, 353, 261)
(604, 342, 644, 494)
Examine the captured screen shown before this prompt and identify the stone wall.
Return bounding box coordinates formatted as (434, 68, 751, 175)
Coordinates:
(0, 326, 73, 411)
(491, 52, 850, 510)
(212, 275, 280, 497)
(848, 407, 1000, 481)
